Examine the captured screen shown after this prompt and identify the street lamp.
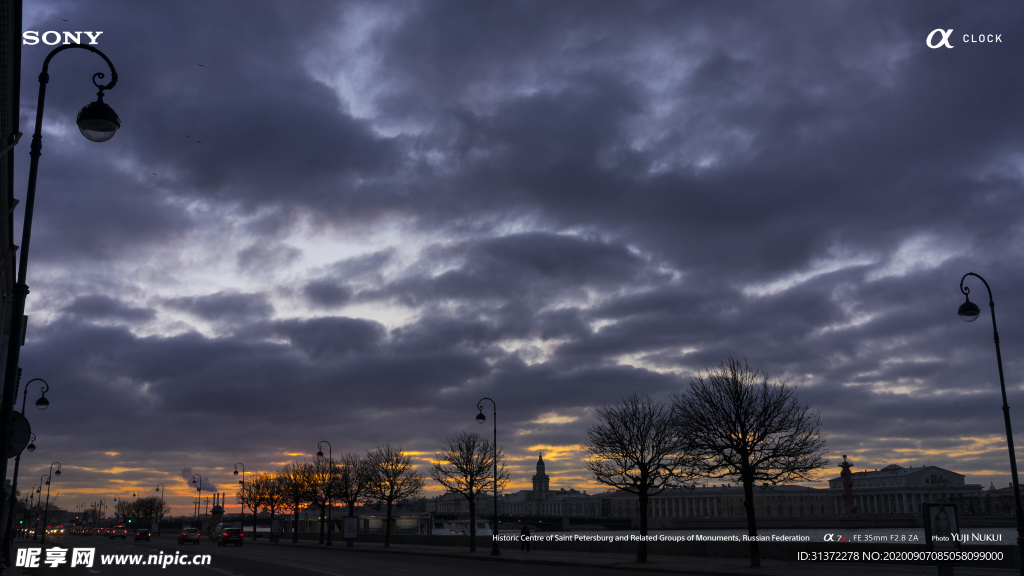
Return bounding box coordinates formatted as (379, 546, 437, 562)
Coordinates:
(3, 376, 49, 554)
(318, 441, 333, 546)
(39, 462, 60, 546)
(476, 397, 500, 556)
(959, 272, 1024, 576)
(233, 463, 246, 538)
(31, 482, 42, 541)
(155, 484, 165, 535)
(25, 488, 36, 539)
(191, 475, 202, 529)
(0, 43, 120, 537)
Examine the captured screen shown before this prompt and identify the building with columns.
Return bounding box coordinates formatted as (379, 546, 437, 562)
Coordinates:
(827, 463, 984, 516)
(605, 483, 837, 528)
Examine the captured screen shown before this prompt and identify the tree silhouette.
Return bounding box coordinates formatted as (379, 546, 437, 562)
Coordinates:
(337, 453, 374, 517)
(585, 393, 694, 563)
(367, 444, 425, 548)
(279, 462, 316, 542)
(431, 431, 509, 551)
(672, 358, 828, 568)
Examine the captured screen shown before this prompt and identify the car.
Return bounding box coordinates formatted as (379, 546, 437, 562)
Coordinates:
(178, 528, 200, 545)
(217, 528, 243, 547)
(134, 528, 150, 542)
(109, 525, 128, 539)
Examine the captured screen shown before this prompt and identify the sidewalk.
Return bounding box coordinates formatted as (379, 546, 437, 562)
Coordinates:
(251, 537, 1018, 576)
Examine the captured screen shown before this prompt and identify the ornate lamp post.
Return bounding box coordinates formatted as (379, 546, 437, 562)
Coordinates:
(317, 441, 333, 546)
(191, 475, 203, 530)
(958, 272, 1024, 575)
(39, 463, 60, 545)
(31, 482, 42, 540)
(25, 489, 36, 538)
(0, 44, 119, 536)
(3, 378, 48, 555)
(233, 463, 246, 538)
(476, 398, 500, 556)
(155, 484, 165, 535)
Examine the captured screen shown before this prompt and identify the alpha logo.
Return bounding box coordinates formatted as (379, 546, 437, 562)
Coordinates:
(926, 29, 954, 49)
(22, 31, 103, 46)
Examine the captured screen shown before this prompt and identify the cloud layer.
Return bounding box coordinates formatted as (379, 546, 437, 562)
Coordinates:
(12, 1, 1024, 511)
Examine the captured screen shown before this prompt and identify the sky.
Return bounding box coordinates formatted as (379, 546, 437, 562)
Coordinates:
(9, 0, 1024, 516)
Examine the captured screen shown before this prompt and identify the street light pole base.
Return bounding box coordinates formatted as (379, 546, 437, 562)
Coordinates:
(491, 541, 500, 556)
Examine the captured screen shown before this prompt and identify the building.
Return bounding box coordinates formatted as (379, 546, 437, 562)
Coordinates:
(605, 483, 836, 528)
(0, 0, 23, 548)
(497, 454, 603, 518)
(827, 462, 984, 516)
(428, 491, 495, 517)
(425, 455, 603, 519)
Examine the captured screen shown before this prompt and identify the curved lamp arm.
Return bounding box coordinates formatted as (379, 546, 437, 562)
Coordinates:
(38, 44, 117, 93)
(25, 378, 49, 410)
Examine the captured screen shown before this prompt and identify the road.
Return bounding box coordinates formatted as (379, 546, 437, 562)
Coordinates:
(9, 535, 614, 576)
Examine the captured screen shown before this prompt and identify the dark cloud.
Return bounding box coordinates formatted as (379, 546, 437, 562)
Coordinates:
(379, 232, 655, 307)
(164, 291, 274, 323)
(64, 295, 156, 323)
(302, 280, 352, 307)
(269, 317, 385, 359)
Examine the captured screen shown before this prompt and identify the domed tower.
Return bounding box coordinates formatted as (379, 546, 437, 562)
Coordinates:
(532, 453, 550, 493)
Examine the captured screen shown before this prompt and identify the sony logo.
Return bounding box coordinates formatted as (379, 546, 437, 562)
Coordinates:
(22, 31, 103, 46)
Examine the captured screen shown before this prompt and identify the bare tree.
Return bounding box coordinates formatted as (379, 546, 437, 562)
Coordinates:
(431, 431, 510, 552)
(112, 497, 165, 528)
(113, 499, 134, 526)
(135, 496, 169, 526)
(279, 462, 316, 542)
(671, 358, 828, 568)
(585, 393, 693, 563)
(245, 472, 287, 539)
(367, 444, 425, 548)
(236, 478, 261, 538)
(337, 453, 374, 517)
